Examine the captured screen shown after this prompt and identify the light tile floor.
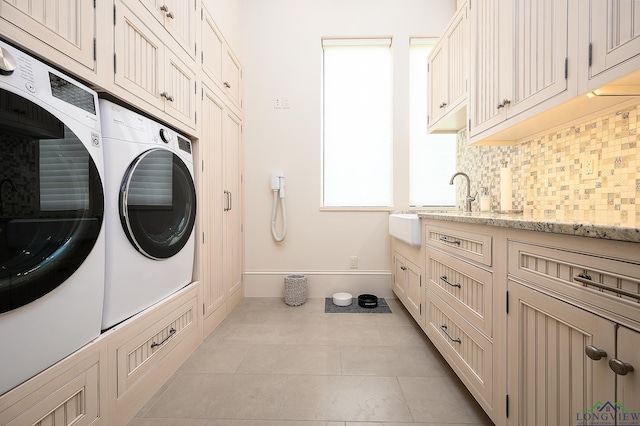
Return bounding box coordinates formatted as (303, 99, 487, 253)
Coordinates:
(129, 297, 494, 426)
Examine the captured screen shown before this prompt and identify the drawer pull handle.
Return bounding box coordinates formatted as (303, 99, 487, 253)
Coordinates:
(440, 275, 461, 288)
(224, 81, 231, 89)
(440, 324, 461, 344)
(585, 345, 607, 361)
(151, 327, 176, 349)
(160, 91, 174, 102)
(400, 266, 407, 271)
(609, 358, 634, 375)
(439, 236, 460, 245)
(573, 273, 640, 301)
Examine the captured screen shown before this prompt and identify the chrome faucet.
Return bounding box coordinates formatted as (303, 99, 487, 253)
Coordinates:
(449, 172, 477, 213)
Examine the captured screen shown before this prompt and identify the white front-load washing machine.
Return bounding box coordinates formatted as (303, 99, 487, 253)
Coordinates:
(99, 100, 196, 330)
(0, 41, 105, 395)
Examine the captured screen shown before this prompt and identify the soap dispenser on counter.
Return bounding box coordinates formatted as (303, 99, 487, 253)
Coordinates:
(479, 187, 491, 212)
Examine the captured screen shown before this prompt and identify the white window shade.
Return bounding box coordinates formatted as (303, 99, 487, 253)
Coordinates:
(322, 40, 392, 207)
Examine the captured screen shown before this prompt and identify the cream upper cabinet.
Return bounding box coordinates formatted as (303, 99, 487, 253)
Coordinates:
(427, 2, 468, 133)
(581, 0, 640, 92)
(125, 0, 197, 60)
(113, 1, 196, 131)
(0, 0, 103, 83)
(469, 0, 572, 143)
(201, 5, 244, 111)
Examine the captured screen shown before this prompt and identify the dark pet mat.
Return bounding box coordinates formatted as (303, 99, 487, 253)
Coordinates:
(324, 297, 392, 314)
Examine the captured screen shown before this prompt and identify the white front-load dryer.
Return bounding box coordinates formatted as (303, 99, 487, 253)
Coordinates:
(99, 100, 196, 330)
(0, 41, 105, 395)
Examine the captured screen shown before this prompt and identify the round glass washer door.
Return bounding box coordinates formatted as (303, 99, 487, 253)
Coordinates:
(0, 89, 104, 314)
(120, 148, 196, 260)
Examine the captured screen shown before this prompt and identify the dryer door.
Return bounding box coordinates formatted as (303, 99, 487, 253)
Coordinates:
(120, 148, 196, 259)
(0, 89, 104, 313)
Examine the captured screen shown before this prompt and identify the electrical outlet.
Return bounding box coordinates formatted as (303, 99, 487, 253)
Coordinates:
(584, 154, 599, 179)
(273, 97, 282, 109)
(350, 256, 358, 269)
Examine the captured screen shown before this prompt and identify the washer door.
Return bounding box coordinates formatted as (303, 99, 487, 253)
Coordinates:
(120, 148, 196, 259)
(0, 89, 104, 314)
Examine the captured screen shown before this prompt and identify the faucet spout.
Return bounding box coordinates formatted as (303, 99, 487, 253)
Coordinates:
(449, 172, 477, 213)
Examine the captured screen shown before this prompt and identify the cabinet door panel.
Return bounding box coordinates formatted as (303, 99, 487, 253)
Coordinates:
(165, 0, 196, 59)
(427, 42, 447, 125)
(201, 8, 224, 85)
(591, 0, 640, 77)
(469, 0, 505, 136)
(114, 7, 164, 110)
(405, 259, 422, 323)
(392, 253, 407, 299)
(164, 50, 196, 126)
(1, 0, 95, 69)
(224, 111, 243, 297)
(507, 281, 614, 426)
(615, 326, 640, 411)
(202, 87, 225, 317)
(509, 0, 568, 117)
(447, 9, 467, 112)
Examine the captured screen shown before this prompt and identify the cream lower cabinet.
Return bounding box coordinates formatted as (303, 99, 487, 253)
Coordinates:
(392, 242, 423, 324)
(507, 280, 640, 425)
(200, 82, 244, 337)
(423, 221, 494, 418)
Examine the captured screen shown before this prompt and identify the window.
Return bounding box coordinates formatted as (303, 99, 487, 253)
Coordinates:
(322, 38, 392, 207)
(409, 39, 456, 207)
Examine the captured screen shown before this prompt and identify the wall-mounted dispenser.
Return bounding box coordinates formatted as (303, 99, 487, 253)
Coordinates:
(271, 171, 287, 242)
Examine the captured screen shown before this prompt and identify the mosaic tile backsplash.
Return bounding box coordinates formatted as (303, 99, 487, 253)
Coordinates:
(455, 103, 640, 223)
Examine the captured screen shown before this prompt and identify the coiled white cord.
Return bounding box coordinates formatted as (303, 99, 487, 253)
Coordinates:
(271, 189, 287, 242)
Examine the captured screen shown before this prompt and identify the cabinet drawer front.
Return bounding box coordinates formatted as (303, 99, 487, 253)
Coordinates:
(425, 224, 492, 266)
(426, 292, 493, 409)
(508, 240, 640, 325)
(0, 349, 103, 426)
(116, 293, 198, 398)
(428, 248, 492, 336)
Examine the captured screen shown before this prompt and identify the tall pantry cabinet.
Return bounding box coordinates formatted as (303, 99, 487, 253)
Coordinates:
(199, 4, 244, 337)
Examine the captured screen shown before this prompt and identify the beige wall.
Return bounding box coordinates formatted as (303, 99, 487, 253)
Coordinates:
(455, 102, 640, 223)
(242, 0, 456, 297)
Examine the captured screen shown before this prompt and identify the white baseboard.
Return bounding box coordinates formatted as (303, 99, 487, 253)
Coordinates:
(244, 270, 393, 299)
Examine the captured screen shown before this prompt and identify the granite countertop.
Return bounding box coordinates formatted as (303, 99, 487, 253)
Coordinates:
(413, 210, 640, 244)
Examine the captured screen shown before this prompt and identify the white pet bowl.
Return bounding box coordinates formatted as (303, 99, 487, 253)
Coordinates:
(332, 292, 353, 306)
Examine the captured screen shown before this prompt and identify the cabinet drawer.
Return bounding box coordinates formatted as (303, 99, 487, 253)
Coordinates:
(427, 247, 492, 336)
(0, 347, 104, 426)
(426, 291, 493, 410)
(425, 224, 492, 266)
(508, 240, 640, 325)
(115, 293, 198, 398)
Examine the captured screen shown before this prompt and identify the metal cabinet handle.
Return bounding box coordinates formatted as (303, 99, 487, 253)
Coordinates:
(224, 81, 231, 89)
(439, 102, 447, 109)
(151, 327, 176, 349)
(224, 190, 232, 211)
(440, 275, 461, 288)
(166, 11, 174, 18)
(160, 4, 169, 12)
(573, 272, 640, 301)
(400, 266, 407, 271)
(439, 236, 460, 245)
(585, 345, 607, 361)
(440, 324, 461, 344)
(160, 91, 174, 102)
(502, 99, 511, 106)
(609, 358, 634, 375)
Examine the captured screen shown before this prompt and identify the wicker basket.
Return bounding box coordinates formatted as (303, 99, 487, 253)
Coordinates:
(284, 274, 307, 306)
